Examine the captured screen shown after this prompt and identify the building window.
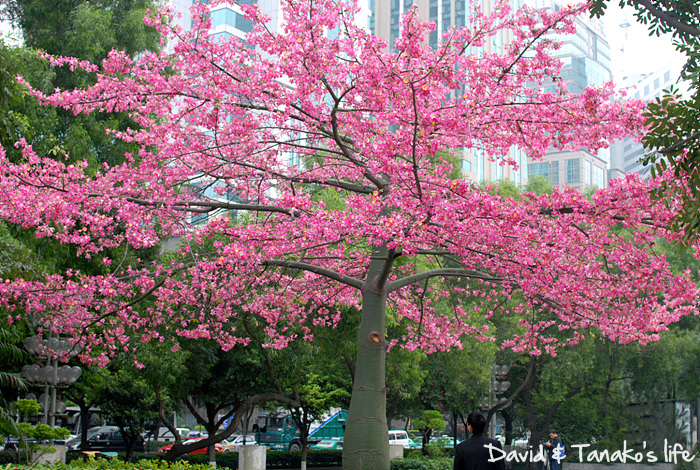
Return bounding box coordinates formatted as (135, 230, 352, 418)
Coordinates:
(210, 7, 253, 33)
(566, 158, 580, 184)
(584, 160, 591, 185)
(664, 70, 671, 82)
(593, 166, 605, 188)
(461, 159, 471, 172)
(654, 78, 660, 89)
(390, 0, 400, 48)
(644, 84, 650, 95)
(528, 161, 559, 186)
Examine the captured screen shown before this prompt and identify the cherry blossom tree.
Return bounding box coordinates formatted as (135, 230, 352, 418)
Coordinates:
(0, 0, 697, 468)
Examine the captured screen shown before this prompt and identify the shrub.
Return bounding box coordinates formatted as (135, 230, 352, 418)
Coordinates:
(0, 449, 27, 464)
(391, 457, 454, 470)
(27, 457, 215, 470)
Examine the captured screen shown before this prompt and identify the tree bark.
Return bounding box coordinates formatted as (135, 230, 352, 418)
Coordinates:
(503, 408, 513, 446)
(342, 245, 391, 470)
(77, 399, 90, 451)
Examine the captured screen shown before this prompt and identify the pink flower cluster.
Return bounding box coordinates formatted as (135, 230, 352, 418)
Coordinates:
(0, 0, 695, 362)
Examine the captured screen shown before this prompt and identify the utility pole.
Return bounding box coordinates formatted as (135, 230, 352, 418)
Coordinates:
(486, 364, 511, 439)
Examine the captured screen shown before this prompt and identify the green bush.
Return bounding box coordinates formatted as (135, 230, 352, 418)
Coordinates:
(17, 423, 70, 441)
(174, 449, 342, 468)
(391, 457, 454, 470)
(5, 449, 454, 469)
(0, 449, 28, 464)
(0, 458, 215, 470)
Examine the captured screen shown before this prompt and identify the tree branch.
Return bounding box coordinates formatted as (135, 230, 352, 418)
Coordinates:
(163, 392, 300, 460)
(262, 259, 363, 289)
(632, 0, 700, 37)
(387, 268, 506, 293)
(658, 130, 700, 155)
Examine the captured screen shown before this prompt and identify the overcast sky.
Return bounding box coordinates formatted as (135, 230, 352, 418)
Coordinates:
(602, 3, 686, 83)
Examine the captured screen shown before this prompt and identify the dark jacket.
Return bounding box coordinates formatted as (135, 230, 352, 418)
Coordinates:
(454, 433, 506, 470)
(547, 436, 564, 461)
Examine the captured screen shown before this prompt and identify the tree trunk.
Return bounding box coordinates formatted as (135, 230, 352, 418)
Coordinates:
(342, 247, 390, 470)
(503, 409, 513, 446)
(208, 445, 217, 467)
(78, 399, 90, 451)
(299, 410, 309, 470)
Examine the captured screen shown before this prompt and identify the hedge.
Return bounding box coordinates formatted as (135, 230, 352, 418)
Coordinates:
(1, 448, 454, 470)
(390, 457, 454, 470)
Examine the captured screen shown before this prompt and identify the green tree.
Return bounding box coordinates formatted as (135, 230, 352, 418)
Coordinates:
(405, 344, 493, 447)
(87, 360, 159, 462)
(0, 0, 159, 168)
(412, 410, 446, 454)
(0, 41, 31, 145)
(524, 175, 555, 195)
(385, 347, 427, 426)
(0, 325, 25, 442)
(287, 371, 349, 468)
(156, 336, 300, 462)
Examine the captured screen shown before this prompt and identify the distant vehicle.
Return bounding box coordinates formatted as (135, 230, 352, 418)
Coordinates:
(255, 409, 347, 452)
(159, 437, 222, 455)
(2, 437, 37, 452)
(66, 426, 111, 450)
(186, 430, 208, 438)
(310, 438, 343, 450)
(143, 427, 190, 443)
(66, 426, 145, 453)
(220, 435, 257, 452)
(389, 430, 420, 449)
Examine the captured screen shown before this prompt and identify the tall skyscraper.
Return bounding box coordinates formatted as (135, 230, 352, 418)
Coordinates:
(524, 0, 612, 191)
(368, 0, 469, 49)
(369, 0, 528, 186)
(610, 62, 681, 179)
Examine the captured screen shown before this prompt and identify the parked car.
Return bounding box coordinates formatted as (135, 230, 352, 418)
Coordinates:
(66, 426, 145, 453)
(66, 426, 111, 450)
(158, 437, 222, 455)
(220, 435, 257, 452)
(143, 427, 190, 443)
(310, 438, 343, 450)
(2, 437, 38, 452)
(389, 430, 420, 449)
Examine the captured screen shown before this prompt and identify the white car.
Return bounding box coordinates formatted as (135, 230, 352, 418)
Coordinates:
(221, 435, 257, 452)
(144, 427, 190, 443)
(389, 430, 419, 449)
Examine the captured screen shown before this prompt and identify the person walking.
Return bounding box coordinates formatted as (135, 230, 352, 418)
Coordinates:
(454, 412, 506, 470)
(545, 429, 564, 470)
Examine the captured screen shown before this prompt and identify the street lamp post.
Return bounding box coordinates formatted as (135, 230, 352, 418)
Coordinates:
(481, 364, 511, 438)
(22, 336, 82, 426)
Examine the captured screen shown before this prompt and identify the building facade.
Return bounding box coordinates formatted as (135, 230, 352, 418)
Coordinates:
(166, 0, 623, 190)
(523, 0, 612, 191)
(610, 62, 680, 179)
(368, 0, 528, 186)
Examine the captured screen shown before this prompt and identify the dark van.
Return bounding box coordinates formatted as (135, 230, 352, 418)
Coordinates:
(67, 426, 145, 453)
